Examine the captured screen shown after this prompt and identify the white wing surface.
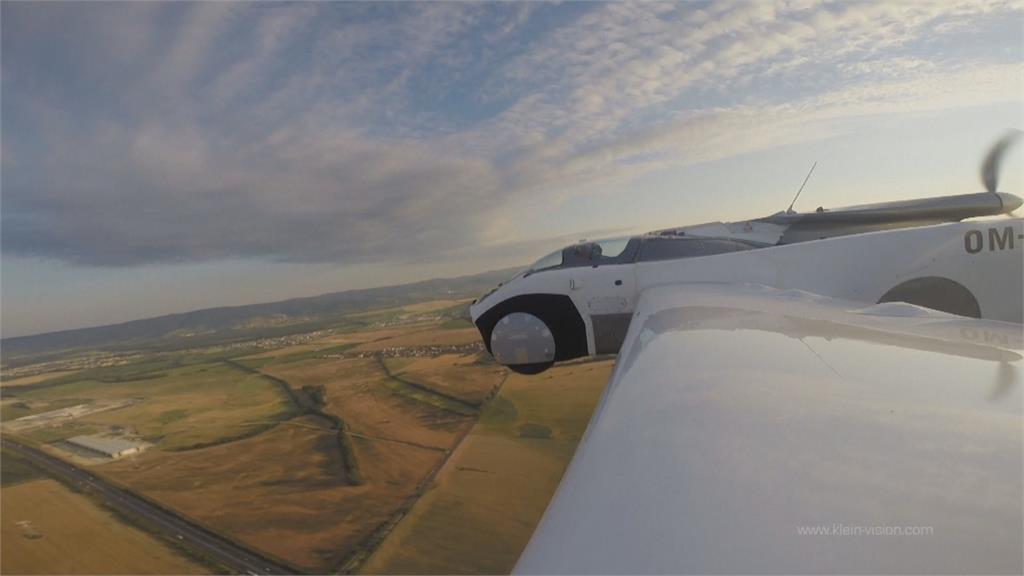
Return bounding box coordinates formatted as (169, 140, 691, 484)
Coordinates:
(515, 283, 1023, 575)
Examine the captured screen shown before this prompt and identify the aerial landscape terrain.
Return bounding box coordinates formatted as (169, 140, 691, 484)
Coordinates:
(0, 268, 612, 575)
(4, 1, 1019, 574)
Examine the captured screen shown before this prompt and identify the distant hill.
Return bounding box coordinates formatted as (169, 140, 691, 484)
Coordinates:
(1, 267, 517, 363)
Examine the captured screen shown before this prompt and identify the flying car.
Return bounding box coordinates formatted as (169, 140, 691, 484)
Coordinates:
(482, 133, 1024, 574)
(471, 133, 1023, 375)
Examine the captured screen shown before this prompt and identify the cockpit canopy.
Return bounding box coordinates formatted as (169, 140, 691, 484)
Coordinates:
(477, 234, 769, 307)
(522, 234, 767, 277)
(525, 237, 639, 276)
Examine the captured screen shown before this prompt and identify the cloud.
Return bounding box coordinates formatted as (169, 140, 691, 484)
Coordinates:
(2, 1, 1020, 267)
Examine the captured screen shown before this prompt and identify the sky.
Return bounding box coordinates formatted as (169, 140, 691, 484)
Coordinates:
(2, 0, 1022, 338)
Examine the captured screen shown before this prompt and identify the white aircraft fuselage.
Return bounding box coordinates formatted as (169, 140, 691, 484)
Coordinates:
(470, 216, 1024, 374)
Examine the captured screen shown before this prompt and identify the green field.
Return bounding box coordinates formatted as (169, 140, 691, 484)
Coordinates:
(12, 362, 295, 451)
(21, 422, 107, 444)
(1, 397, 87, 422)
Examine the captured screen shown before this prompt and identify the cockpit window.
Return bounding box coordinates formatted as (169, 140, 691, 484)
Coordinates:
(525, 249, 563, 274)
(638, 237, 706, 261)
(592, 237, 632, 258)
(700, 238, 750, 255)
(522, 237, 641, 277)
(563, 237, 640, 267)
(638, 237, 765, 262)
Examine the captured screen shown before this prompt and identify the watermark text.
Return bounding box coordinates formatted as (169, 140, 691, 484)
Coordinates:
(796, 524, 934, 537)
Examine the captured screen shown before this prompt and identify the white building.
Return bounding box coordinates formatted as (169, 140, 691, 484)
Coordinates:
(65, 435, 150, 459)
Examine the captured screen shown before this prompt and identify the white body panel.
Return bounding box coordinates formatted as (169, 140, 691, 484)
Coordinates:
(471, 219, 1024, 356)
(636, 219, 1023, 322)
(515, 284, 1023, 574)
(568, 262, 637, 352)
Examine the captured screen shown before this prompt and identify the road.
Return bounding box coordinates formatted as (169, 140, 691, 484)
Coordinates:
(1, 438, 298, 575)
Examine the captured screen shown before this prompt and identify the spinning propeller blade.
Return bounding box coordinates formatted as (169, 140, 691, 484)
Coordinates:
(981, 129, 1021, 194)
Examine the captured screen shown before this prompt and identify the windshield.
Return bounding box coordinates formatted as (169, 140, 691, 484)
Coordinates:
(527, 249, 564, 272)
(511, 236, 637, 281)
(563, 236, 639, 267)
(497, 249, 564, 286)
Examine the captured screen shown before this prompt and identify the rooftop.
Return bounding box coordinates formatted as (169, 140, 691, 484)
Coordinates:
(66, 435, 150, 456)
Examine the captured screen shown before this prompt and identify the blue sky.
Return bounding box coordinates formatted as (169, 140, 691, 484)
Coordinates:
(2, 1, 1022, 337)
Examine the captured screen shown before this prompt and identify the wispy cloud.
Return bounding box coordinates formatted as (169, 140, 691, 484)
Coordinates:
(2, 0, 1020, 267)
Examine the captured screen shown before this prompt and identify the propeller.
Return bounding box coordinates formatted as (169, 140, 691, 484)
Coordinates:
(981, 129, 1021, 194)
(981, 129, 1023, 216)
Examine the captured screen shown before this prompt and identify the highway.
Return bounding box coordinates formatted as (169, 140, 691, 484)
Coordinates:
(1, 438, 298, 575)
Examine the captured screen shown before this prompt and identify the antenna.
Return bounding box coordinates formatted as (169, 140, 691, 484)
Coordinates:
(786, 161, 817, 214)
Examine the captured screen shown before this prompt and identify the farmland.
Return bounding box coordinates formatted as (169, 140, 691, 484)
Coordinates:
(0, 370, 80, 388)
(1, 289, 613, 574)
(8, 363, 294, 450)
(100, 413, 444, 572)
(1, 478, 207, 575)
(360, 359, 614, 575)
(1, 448, 45, 486)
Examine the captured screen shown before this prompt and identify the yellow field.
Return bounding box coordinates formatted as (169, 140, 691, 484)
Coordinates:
(386, 354, 505, 405)
(352, 327, 480, 352)
(345, 298, 470, 318)
(96, 335, 499, 572)
(0, 370, 78, 388)
(101, 414, 443, 573)
(235, 326, 424, 362)
(319, 326, 433, 344)
(261, 356, 476, 447)
(401, 298, 471, 313)
(233, 342, 323, 360)
(0, 479, 208, 575)
(360, 359, 613, 575)
(5, 313, 606, 575)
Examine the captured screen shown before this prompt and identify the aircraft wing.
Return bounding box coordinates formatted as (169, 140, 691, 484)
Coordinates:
(515, 283, 1023, 574)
